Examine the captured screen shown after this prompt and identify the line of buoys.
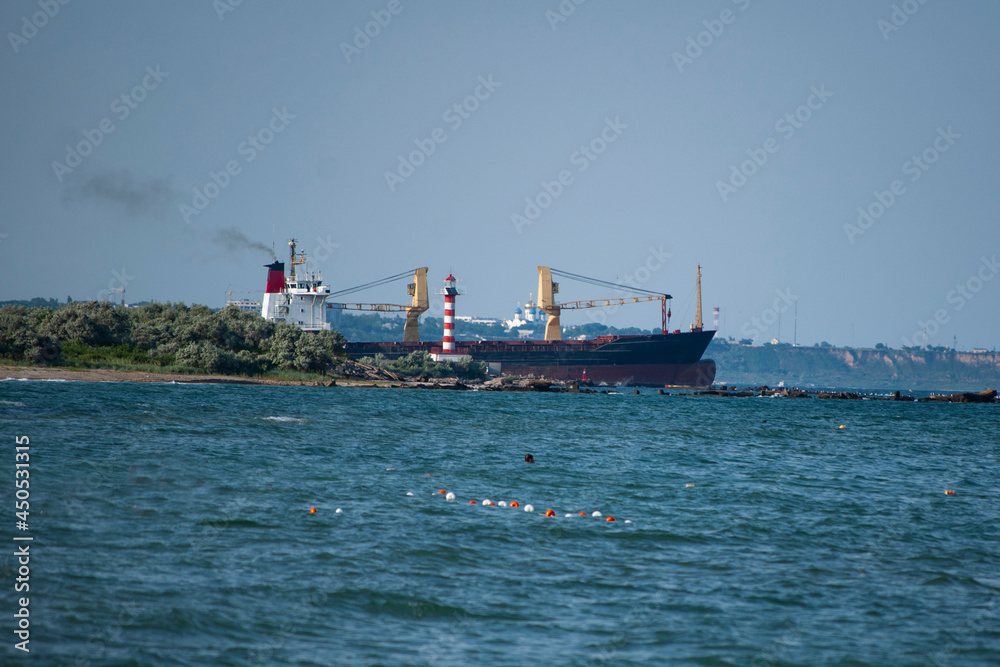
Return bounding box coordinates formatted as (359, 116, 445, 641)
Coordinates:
(429, 490, 629, 523)
(944, 489, 956, 496)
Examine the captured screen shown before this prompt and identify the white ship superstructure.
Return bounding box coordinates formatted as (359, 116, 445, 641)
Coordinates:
(260, 239, 331, 332)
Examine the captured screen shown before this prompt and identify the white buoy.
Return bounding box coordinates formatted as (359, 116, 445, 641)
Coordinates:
(482, 499, 492, 506)
(624, 520, 632, 524)
(592, 511, 602, 517)
(406, 492, 413, 496)
(335, 508, 343, 514)
(564, 513, 572, 518)
(445, 492, 455, 501)
(524, 504, 535, 513)
(497, 500, 507, 507)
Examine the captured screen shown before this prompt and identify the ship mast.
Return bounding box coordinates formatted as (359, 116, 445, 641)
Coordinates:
(695, 264, 703, 331)
(288, 238, 306, 280)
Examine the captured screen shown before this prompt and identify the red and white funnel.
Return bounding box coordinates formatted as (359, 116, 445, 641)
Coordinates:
(261, 261, 286, 322)
(265, 261, 286, 294)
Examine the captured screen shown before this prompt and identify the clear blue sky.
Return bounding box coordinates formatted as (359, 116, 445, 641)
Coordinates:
(2, 1, 998, 349)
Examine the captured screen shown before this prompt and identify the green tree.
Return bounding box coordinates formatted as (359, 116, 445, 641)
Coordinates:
(0, 306, 61, 364)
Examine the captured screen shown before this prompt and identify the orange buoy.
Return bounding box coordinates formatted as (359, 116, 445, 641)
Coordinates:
(838, 425, 846, 429)
(438, 489, 446, 494)
(545, 509, 555, 517)
(309, 507, 317, 514)
(510, 501, 520, 508)
(469, 500, 477, 504)
(945, 489, 956, 495)
(578, 512, 587, 516)
(606, 516, 615, 522)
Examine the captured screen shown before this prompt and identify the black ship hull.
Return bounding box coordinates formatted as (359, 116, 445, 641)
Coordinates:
(344, 329, 717, 387)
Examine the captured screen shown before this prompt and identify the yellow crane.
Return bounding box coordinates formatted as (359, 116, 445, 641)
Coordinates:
(326, 267, 429, 342)
(537, 266, 691, 341)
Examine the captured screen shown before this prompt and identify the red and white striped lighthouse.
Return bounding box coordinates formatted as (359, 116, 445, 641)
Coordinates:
(441, 273, 458, 353)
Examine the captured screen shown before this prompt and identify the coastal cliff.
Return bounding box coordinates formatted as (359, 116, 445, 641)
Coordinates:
(708, 342, 1000, 390)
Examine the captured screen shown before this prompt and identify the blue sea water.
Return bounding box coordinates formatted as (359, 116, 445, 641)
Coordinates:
(1, 379, 999, 666)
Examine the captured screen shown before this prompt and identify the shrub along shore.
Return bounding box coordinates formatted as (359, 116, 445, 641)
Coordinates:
(0, 301, 344, 377)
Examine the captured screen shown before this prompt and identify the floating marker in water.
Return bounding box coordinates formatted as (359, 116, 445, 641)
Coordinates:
(438, 489, 446, 494)
(482, 499, 492, 506)
(309, 507, 317, 514)
(524, 504, 535, 513)
(578, 512, 587, 516)
(564, 513, 573, 518)
(510, 501, 520, 508)
(624, 520, 632, 524)
(685, 483, 696, 488)
(469, 500, 477, 504)
(335, 508, 343, 514)
(497, 501, 507, 507)
(839, 425, 846, 429)
(592, 511, 602, 517)
(945, 489, 956, 496)
(606, 516, 615, 522)
(446, 492, 455, 501)
(406, 492, 413, 496)
(545, 509, 555, 517)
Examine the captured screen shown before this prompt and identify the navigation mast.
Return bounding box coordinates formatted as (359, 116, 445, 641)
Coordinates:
(694, 264, 703, 331)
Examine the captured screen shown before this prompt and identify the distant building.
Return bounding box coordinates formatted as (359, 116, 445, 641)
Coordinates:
(454, 315, 501, 325)
(226, 299, 261, 313)
(502, 296, 546, 330)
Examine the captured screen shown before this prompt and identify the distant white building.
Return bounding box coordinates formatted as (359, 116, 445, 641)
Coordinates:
(502, 296, 546, 330)
(226, 299, 261, 313)
(454, 315, 501, 326)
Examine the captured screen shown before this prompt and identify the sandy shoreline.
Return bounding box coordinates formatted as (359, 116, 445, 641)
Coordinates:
(1, 365, 337, 387)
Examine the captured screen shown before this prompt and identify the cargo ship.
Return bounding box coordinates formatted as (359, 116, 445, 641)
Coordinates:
(345, 332, 716, 387)
(259, 241, 716, 387)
